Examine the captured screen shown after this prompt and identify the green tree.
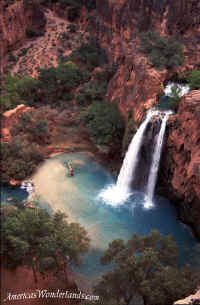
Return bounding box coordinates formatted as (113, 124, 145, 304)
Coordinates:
(0, 74, 38, 111)
(81, 101, 124, 145)
(1, 136, 43, 183)
(1, 207, 90, 282)
(139, 31, 185, 70)
(77, 81, 107, 106)
(187, 69, 200, 90)
(69, 39, 108, 71)
(38, 61, 90, 105)
(94, 231, 200, 305)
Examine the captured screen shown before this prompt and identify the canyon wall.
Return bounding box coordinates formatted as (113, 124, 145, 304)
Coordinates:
(160, 91, 200, 237)
(0, 0, 46, 74)
(87, 0, 200, 122)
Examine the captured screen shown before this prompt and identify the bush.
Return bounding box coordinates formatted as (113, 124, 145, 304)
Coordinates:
(76, 80, 107, 106)
(93, 64, 117, 83)
(69, 39, 108, 71)
(38, 61, 90, 104)
(0, 74, 38, 111)
(81, 101, 124, 145)
(11, 111, 50, 145)
(1, 137, 43, 183)
(139, 31, 185, 70)
(187, 69, 200, 90)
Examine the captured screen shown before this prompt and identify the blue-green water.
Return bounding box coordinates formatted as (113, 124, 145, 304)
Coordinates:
(1, 153, 198, 284)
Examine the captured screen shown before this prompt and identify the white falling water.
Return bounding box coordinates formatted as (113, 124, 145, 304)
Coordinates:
(116, 109, 157, 193)
(164, 82, 190, 97)
(98, 109, 157, 206)
(144, 111, 171, 209)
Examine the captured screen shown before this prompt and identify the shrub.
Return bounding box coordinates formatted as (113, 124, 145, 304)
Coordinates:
(76, 80, 107, 106)
(1, 137, 43, 183)
(69, 39, 108, 71)
(0, 74, 38, 111)
(81, 101, 124, 145)
(38, 61, 90, 104)
(139, 31, 185, 70)
(93, 64, 117, 82)
(11, 110, 51, 145)
(187, 69, 200, 90)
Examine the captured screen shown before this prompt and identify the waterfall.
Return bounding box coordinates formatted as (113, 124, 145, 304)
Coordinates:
(98, 110, 157, 205)
(99, 109, 171, 207)
(145, 112, 170, 206)
(116, 110, 156, 194)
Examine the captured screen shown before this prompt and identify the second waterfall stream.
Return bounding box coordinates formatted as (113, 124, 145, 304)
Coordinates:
(99, 109, 172, 207)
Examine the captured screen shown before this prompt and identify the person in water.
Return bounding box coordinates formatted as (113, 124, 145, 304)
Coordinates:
(66, 161, 74, 176)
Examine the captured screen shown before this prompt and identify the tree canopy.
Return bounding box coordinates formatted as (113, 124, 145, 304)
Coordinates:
(94, 230, 200, 305)
(1, 206, 90, 282)
(81, 101, 125, 146)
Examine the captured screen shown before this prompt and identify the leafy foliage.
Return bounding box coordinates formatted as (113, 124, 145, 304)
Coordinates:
(37, 61, 90, 105)
(76, 65, 117, 106)
(139, 31, 185, 70)
(77, 81, 107, 106)
(69, 39, 108, 71)
(1, 207, 89, 282)
(0, 74, 38, 112)
(1, 62, 90, 111)
(1, 137, 43, 183)
(11, 110, 50, 145)
(81, 101, 124, 145)
(187, 69, 200, 90)
(94, 231, 200, 305)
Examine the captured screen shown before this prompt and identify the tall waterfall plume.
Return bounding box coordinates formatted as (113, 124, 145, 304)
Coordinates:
(144, 111, 171, 208)
(116, 110, 157, 195)
(98, 110, 157, 206)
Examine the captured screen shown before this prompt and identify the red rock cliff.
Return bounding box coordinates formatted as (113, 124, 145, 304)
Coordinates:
(160, 91, 200, 237)
(0, 0, 46, 74)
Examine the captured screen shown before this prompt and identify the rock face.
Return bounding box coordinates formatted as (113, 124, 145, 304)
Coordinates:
(0, 0, 46, 73)
(87, 0, 200, 123)
(160, 91, 200, 237)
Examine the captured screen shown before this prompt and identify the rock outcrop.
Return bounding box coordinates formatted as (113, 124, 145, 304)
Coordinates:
(160, 91, 200, 237)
